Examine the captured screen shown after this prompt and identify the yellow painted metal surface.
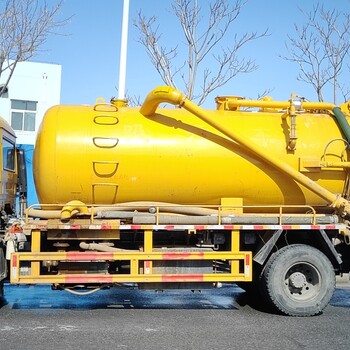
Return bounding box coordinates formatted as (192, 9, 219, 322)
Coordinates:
(34, 92, 350, 211)
(10, 250, 252, 284)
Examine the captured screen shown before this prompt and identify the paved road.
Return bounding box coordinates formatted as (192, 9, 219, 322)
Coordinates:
(0, 281, 350, 350)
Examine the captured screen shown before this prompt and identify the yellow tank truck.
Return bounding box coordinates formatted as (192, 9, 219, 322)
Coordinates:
(2, 86, 350, 316)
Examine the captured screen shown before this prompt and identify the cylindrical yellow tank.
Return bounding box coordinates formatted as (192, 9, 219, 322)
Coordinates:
(33, 97, 349, 210)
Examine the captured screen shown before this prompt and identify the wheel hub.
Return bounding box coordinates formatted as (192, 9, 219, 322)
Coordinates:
(289, 272, 306, 289)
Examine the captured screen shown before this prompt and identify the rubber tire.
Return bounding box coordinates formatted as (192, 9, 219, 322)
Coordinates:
(261, 244, 335, 316)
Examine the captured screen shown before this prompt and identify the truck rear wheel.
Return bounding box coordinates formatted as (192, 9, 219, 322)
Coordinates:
(261, 244, 335, 316)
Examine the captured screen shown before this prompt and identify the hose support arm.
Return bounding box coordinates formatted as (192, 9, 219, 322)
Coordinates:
(140, 86, 350, 218)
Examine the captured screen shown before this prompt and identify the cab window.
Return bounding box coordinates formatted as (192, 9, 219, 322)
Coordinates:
(2, 138, 15, 171)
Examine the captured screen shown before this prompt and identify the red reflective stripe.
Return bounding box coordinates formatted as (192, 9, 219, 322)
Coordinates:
(12, 254, 17, 267)
(144, 261, 151, 274)
(161, 274, 204, 282)
(65, 276, 113, 283)
(66, 252, 114, 260)
(69, 225, 81, 230)
(162, 252, 204, 260)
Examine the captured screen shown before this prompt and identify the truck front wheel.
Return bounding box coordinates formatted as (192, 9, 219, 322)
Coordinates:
(261, 244, 335, 316)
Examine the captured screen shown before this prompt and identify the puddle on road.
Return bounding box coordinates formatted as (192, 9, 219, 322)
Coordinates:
(2, 283, 349, 310)
(330, 288, 350, 308)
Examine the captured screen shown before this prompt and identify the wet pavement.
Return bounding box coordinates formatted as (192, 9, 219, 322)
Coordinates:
(1, 282, 350, 350)
(1, 278, 350, 311)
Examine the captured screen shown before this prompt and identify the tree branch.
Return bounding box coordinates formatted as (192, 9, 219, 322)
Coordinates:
(0, 0, 70, 96)
(282, 4, 350, 103)
(135, 0, 268, 104)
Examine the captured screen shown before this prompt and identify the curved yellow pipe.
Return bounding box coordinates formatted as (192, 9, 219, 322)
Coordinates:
(140, 86, 350, 217)
(139, 86, 185, 116)
(61, 200, 90, 220)
(26, 208, 62, 219)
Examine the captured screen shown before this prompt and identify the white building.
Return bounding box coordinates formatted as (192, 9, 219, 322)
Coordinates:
(0, 61, 62, 205)
(0, 61, 61, 144)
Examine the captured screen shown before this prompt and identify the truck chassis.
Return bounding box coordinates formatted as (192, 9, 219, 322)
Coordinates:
(6, 203, 349, 317)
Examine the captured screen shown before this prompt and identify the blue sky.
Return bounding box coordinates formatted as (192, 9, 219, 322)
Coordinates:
(34, 0, 350, 107)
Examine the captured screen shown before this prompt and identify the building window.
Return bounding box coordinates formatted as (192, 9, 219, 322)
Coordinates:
(10, 99, 37, 131)
(2, 138, 15, 171)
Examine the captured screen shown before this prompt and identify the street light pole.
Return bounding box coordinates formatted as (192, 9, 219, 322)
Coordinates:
(118, 0, 130, 101)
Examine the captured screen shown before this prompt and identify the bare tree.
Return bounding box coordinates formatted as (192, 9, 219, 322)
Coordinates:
(135, 0, 268, 105)
(338, 61, 350, 102)
(0, 0, 69, 97)
(283, 4, 350, 103)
